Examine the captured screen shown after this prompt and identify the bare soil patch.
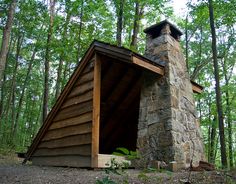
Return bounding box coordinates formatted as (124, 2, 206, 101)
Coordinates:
(0, 154, 235, 184)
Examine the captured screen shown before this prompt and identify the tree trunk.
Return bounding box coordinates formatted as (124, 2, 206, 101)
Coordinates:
(55, 7, 71, 100)
(15, 45, 37, 129)
(77, 0, 84, 62)
(43, 0, 56, 123)
(0, 31, 15, 121)
(116, 0, 124, 46)
(208, 0, 227, 168)
(209, 117, 216, 164)
(130, 1, 143, 50)
(0, 0, 17, 83)
(11, 34, 24, 139)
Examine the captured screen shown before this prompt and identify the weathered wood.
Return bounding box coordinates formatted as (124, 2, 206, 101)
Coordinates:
(132, 55, 164, 75)
(54, 100, 92, 122)
(42, 122, 92, 141)
(23, 50, 95, 163)
(68, 81, 94, 99)
(33, 144, 91, 157)
(49, 112, 92, 130)
(191, 81, 203, 94)
(97, 154, 130, 168)
(32, 155, 91, 167)
(92, 54, 101, 168)
(62, 90, 93, 109)
(81, 58, 94, 74)
(39, 133, 92, 149)
(75, 71, 94, 86)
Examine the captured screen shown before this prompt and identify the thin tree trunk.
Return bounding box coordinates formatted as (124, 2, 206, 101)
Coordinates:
(209, 117, 216, 164)
(0, 0, 17, 83)
(77, 0, 84, 62)
(15, 45, 37, 128)
(55, 9, 71, 100)
(0, 32, 15, 121)
(130, 1, 143, 50)
(116, 0, 124, 46)
(225, 84, 233, 168)
(43, 0, 56, 123)
(11, 34, 24, 139)
(208, 0, 227, 168)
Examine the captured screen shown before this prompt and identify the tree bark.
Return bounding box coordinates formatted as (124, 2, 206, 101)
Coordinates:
(209, 117, 216, 164)
(43, 0, 56, 123)
(15, 45, 37, 129)
(77, 0, 84, 63)
(0, 0, 17, 84)
(208, 0, 227, 168)
(55, 8, 71, 100)
(11, 34, 24, 139)
(130, 1, 143, 50)
(116, 0, 124, 46)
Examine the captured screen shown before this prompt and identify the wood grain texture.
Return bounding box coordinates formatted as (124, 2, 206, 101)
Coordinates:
(62, 90, 93, 109)
(42, 122, 92, 141)
(68, 81, 94, 99)
(32, 155, 91, 167)
(49, 112, 92, 130)
(54, 100, 92, 122)
(75, 71, 94, 86)
(132, 55, 164, 75)
(33, 144, 91, 157)
(38, 133, 92, 149)
(91, 54, 101, 168)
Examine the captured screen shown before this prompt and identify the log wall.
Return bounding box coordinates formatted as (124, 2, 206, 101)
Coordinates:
(32, 59, 94, 167)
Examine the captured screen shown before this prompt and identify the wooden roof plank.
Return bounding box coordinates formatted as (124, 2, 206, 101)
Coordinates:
(132, 55, 164, 75)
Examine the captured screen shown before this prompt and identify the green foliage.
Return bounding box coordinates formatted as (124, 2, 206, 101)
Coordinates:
(112, 147, 140, 160)
(95, 176, 117, 184)
(0, 0, 235, 170)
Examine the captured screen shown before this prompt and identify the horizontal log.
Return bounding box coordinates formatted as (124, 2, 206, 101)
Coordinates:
(62, 90, 93, 109)
(33, 144, 91, 157)
(75, 71, 94, 86)
(68, 81, 94, 99)
(38, 133, 92, 149)
(43, 122, 92, 141)
(32, 155, 91, 167)
(49, 112, 92, 130)
(82, 59, 94, 74)
(54, 100, 92, 122)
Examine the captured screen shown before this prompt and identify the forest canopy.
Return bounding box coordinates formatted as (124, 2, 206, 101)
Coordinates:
(0, 0, 235, 169)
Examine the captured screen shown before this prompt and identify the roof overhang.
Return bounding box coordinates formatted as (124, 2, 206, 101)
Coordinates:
(191, 81, 204, 94)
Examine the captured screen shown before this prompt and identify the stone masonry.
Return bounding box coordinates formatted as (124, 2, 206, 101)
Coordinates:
(137, 20, 205, 170)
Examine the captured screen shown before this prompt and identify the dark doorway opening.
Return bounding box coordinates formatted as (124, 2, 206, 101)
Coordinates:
(99, 58, 142, 154)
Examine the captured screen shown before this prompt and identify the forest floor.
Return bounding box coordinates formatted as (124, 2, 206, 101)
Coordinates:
(0, 152, 235, 184)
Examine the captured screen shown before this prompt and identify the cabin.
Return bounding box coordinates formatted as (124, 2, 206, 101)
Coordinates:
(24, 20, 205, 170)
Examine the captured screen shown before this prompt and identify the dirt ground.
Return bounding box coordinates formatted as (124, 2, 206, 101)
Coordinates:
(0, 153, 235, 184)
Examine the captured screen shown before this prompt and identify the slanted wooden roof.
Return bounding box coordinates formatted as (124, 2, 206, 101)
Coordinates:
(24, 40, 203, 164)
(23, 40, 166, 163)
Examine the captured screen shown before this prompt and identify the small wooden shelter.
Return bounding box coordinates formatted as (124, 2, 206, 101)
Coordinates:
(24, 24, 203, 168)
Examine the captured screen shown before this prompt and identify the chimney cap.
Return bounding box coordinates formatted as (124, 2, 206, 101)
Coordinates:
(144, 20, 183, 39)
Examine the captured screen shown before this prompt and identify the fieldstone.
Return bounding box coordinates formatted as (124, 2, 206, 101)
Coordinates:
(138, 21, 205, 170)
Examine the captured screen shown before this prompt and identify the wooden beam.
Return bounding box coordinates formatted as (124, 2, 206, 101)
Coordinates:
(97, 154, 130, 168)
(92, 53, 101, 167)
(191, 81, 203, 94)
(132, 55, 164, 75)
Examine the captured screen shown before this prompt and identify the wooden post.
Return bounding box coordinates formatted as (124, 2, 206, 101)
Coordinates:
(91, 53, 101, 167)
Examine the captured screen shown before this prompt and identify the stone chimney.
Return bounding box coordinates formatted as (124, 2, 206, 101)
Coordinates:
(137, 20, 205, 170)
